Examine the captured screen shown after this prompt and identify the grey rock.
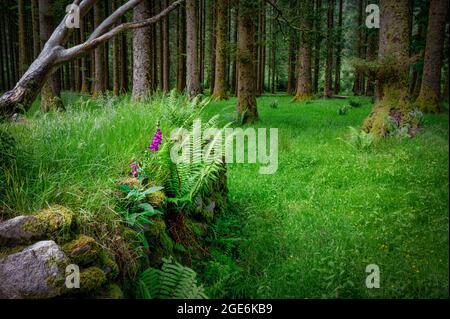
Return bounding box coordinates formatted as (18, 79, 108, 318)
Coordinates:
(0, 240, 68, 299)
(0, 215, 43, 246)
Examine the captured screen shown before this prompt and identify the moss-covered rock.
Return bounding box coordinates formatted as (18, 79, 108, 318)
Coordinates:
(23, 205, 74, 242)
(146, 191, 166, 208)
(79, 267, 107, 293)
(62, 235, 100, 266)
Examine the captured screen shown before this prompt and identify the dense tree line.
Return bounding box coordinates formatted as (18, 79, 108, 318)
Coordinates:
(0, 0, 448, 128)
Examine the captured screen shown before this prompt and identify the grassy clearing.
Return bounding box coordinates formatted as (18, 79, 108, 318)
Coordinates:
(1, 93, 448, 298)
(199, 95, 449, 298)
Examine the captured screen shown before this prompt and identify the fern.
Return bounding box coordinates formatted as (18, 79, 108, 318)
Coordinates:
(165, 115, 228, 209)
(136, 257, 208, 299)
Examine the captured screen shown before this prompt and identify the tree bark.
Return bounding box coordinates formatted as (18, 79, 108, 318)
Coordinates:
(112, 0, 121, 95)
(236, 0, 258, 123)
(323, 0, 334, 97)
(31, 0, 41, 59)
(416, 0, 448, 113)
(365, 28, 379, 96)
(186, 0, 201, 98)
(161, 0, 170, 92)
(93, 1, 106, 96)
(209, 0, 216, 92)
(18, 0, 27, 76)
(294, 0, 313, 101)
(132, 0, 153, 101)
(334, 0, 343, 95)
(177, 3, 187, 92)
(212, 0, 228, 100)
(362, 0, 414, 138)
(39, 0, 64, 112)
(313, 0, 322, 94)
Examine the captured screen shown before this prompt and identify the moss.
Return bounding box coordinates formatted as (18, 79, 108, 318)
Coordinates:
(79, 267, 107, 293)
(102, 283, 124, 299)
(415, 84, 442, 113)
(100, 250, 120, 280)
(23, 205, 74, 242)
(146, 191, 166, 208)
(0, 245, 26, 259)
(62, 235, 100, 266)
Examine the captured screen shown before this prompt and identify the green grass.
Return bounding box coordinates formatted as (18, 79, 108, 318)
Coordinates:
(199, 95, 449, 298)
(1, 92, 448, 298)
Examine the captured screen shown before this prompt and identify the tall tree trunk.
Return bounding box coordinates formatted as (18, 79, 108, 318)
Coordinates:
(80, 17, 89, 93)
(31, 0, 40, 60)
(334, 0, 343, 94)
(121, 31, 129, 93)
(323, 0, 334, 97)
(39, 0, 64, 112)
(93, 2, 105, 96)
(294, 0, 313, 101)
(162, 0, 170, 92)
(209, 0, 216, 92)
(132, 0, 153, 101)
(313, 0, 322, 94)
(353, 0, 365, 96)
(287, 35, 296, 95)
(362, 0, 414, 138)
(177, 3, 187, 92)
(18, 0, 27, 76)
(212, 0, 228, 100)
(416, 0, 448, 113)
(365, 28, 379, 96)
(111, 0, 121, 96)
(186, 0, 201, 98)
(230, 3, 238, 95)
(236, 0, 258, 123)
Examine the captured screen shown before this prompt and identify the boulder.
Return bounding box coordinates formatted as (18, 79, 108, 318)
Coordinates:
(0, 240, 68, 299)
(0, 205, 74, 246)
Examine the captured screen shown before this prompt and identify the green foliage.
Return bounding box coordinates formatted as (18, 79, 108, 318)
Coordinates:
(345, 126, 374, 150)
(269, 100, 279, 109)
(136, 257, 208, 299)
(117, 185, 164, 228)
(164, 115, 228, 211)
(337, 104, 350, 115)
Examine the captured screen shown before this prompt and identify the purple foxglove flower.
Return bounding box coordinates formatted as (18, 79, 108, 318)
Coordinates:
(149, 127, 163, 152)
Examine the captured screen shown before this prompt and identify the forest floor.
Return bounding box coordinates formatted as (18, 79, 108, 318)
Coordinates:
(1, 93, 448, 298)
(199, 95, 449, 298)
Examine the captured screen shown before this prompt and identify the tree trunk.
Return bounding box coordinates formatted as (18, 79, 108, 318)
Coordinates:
(39, 0, 64, 112)
(323, 0, 334, 97)
(212, 0, 228, 100)
(209, 0, 216, 92)
(362, 0, 414, 138)
(18, 0, 27, 76)
(230, 3, 238, 95)
(365, 28, 379, 96)
(186, 0, 200, 98)
(112, 0, 121, 95)
(294, 0, 313, 101)
(132, 0, 153, 101)
(93, 2, 105, 96)
(334, 0, 343, 95)
(31, 0, 41, 60)
(236, 0, 258, 123)
(161, 0, 170, 92)
(416, 0, 448, 113)
(353, 0, 365, 95)
(313, 0, 322, 94)
(287, 35, 296, 95)
(177, 3, 187, 92)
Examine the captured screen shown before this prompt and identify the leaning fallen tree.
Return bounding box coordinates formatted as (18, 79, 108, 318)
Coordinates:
(0, 0, 183, 117)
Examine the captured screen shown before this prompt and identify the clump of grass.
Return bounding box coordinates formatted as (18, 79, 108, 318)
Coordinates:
(269, 99, 279, 109)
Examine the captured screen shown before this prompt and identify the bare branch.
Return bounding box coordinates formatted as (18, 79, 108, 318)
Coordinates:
(88, 0, 144, 40)
(58, 0, 183, 63)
